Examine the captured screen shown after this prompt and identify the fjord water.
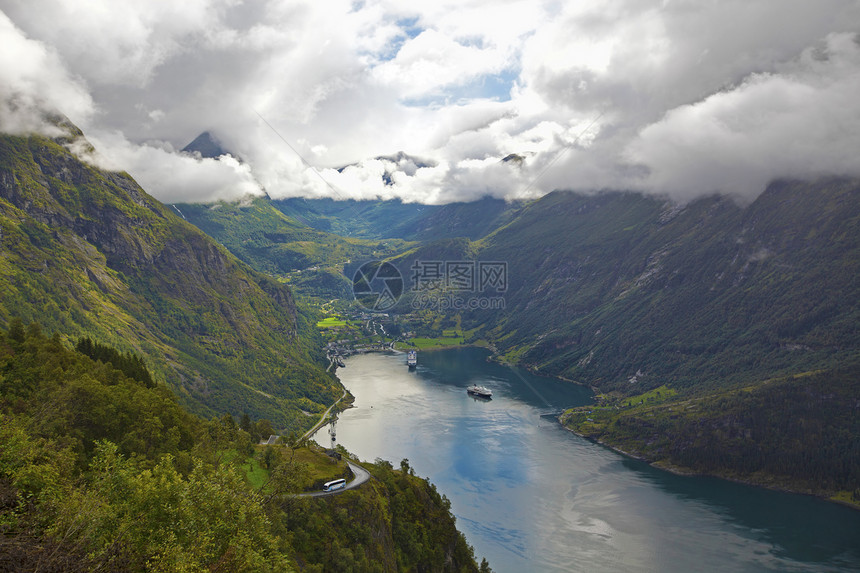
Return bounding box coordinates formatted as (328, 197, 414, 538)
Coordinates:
(315, 348, 860, 573)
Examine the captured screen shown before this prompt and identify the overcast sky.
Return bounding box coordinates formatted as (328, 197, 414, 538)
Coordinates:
(2, 0, 860, 204)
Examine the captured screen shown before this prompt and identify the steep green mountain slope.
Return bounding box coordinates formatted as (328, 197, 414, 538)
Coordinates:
(175, 197, 410, 299)
(465, 181, 860, 393)
(0, 324, 487, 572)
(273, 196, 521, 241)
(393, 196, 523, 242)
(0, 129, 340, 430)
(273, 196, 435, 239)
(561, 366, 860, 499)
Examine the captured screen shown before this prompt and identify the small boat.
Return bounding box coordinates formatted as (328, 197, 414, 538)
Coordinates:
(407, 350, 417, 369)
(466, 384, 492, 399)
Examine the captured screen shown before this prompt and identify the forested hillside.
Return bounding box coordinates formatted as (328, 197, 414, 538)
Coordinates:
(463, 180, 860, 392)
(176, 197, 410, 299)
(460, 181, 860, 497)
(561, 368, 860, 499)
(0, 128, 339, 430)
(271, 196, 519, 242)
(0, 323, 487, 572)
(179, 178, 860, 400)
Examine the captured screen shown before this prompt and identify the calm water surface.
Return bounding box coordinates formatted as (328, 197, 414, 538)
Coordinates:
(313, 348, 860, 573)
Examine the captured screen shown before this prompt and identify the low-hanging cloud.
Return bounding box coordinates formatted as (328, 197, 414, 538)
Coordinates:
(0, 11, 93, 136)
(81, 131, 263, 203)
(623, 32, 860, 202)
(1, 0, 860, 205)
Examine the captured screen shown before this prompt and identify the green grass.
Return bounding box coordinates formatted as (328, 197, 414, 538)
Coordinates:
(316, 316, 348, 328)
(620, 385, 677, 408)
(230, 445, 349, 491)
(218, 449, 270, 489)
(410, 336, 464, 349)
(500, 343, 531, 363)
(244, 455, 270, 489)
(830, 491, 860, 509)
(294, 446, 348, 485)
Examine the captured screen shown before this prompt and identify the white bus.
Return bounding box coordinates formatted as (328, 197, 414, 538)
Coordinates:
(323, 478, 347, 492)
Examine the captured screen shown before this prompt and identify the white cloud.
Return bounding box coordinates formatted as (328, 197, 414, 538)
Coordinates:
(1, 0, 860, 204)
(624, 32, 860, 201)
(371, 28, 511, 98)
(0, 0, 223, 86)
(82, 131, 263, 203)
(0, 11, 93, 136)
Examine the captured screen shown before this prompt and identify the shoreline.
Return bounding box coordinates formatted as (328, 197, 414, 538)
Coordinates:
(559, 421, 860, 512)
(330, 344, 860, 513)
(396, 341, 490, 353)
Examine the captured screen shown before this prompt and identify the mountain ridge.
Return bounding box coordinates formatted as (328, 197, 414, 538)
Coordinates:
(0, 129, 340, 430)
(465, 179, 860, 391)
(149, 154, 860, 499)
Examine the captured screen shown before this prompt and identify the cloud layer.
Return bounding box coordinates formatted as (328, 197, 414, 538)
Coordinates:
(1, 0, 860, 204)
(0, 11, 92, 136)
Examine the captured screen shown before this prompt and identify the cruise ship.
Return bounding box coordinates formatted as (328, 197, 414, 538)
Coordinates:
(466, 384, 492, 399)
(407, 350, 417, 368)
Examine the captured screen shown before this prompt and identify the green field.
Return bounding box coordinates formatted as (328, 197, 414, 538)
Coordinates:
(227, 444, 351, 492)
(620, 385, 677, 407)
(294, 445, 350, 487)
(316, 316, 348, 328)
(244, 455, 270, 490)
(409, 336, 465, 349)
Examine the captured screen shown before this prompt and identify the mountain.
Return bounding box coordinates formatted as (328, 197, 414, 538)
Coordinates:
(0, 126, 341, 431)
(175, 196, 412, 299)
(175, 195, 519, 302)
(272, 196, 440, 239)
(0, 325, 487, 572)
(192, 179, 860, 394)
(374, 181, 860, 496)
(272, 196, 521, 242)
(157, 153, 860, 497)
(392, 196, 522, 242)
(181, 130, 230, 158)
(465, 181, 860, 392)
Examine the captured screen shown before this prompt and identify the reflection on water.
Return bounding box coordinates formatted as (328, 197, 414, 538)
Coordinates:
(314, 348, 860, 573)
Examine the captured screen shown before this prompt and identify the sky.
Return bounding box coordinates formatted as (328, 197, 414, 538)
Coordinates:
(1, 0, 860, 205)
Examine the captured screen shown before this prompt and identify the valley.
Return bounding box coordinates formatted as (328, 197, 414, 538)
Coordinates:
(1, 121, 857, 573)
(0, 131, 349, 432)
(320, 348, 860, 572)
(0, 126, 490, 572)
(3, 2, 859, 571)
(180, 177, 860, 505)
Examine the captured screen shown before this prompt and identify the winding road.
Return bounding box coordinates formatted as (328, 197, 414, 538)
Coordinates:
(296, 460, 371, 498)
(291, 389, 371, 497)
(301, 388, 348, 442)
